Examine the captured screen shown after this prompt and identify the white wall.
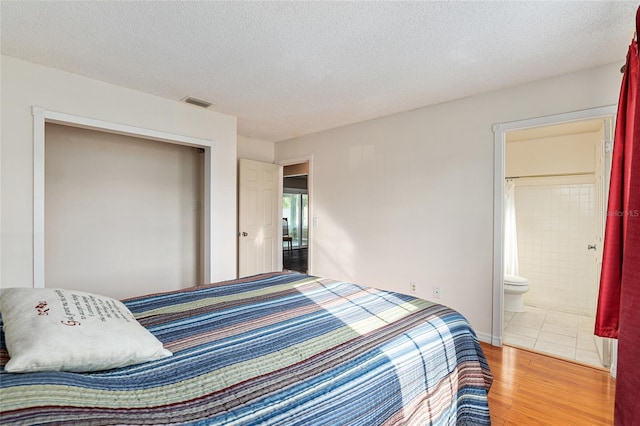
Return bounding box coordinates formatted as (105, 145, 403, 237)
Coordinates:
(274, 63, 623, 341)
(1, 55, 238, 291)
(237, 135, 275, 162)
(506, 132, 598, 177)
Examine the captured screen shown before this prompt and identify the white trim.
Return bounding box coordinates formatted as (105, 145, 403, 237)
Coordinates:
(277, 155, 314, 275)
(32, 106, 214, 288)
(492, 123, 505, 345)
(32, 107, 46, 288)
(610, 339, 618, 378)
(203, 145, 214, 283)
(41, 109, 211, 147)
(475, 331, 493, 345)
(277, 165, 284, 271)
(492, 105, 616, 346)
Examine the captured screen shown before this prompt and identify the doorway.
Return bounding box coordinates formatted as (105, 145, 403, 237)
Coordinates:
(493, 106, 616, 373)
(280, 160, 311, 274)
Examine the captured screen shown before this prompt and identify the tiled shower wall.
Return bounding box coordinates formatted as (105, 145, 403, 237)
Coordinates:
(514, 178, 596, 316)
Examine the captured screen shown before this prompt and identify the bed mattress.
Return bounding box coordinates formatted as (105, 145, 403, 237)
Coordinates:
(0, 272, 492, 425)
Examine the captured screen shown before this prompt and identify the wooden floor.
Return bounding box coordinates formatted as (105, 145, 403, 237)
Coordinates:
(481, 342, 616, 425)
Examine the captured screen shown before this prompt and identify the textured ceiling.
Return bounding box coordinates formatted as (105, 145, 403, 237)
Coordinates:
(1, 1, 635, 142)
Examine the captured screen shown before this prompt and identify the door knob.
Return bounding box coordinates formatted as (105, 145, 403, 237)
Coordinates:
(588, 244, 597, 250)
(242, 232, 248, 237)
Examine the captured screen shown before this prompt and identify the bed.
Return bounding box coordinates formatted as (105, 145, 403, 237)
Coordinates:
(0, 272, 492, 425)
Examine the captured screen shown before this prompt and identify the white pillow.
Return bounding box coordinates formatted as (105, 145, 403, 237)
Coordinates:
(0, 288, 172, 373)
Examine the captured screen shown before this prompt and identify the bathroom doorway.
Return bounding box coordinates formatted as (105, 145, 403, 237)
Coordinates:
(494, 108, 616, 371)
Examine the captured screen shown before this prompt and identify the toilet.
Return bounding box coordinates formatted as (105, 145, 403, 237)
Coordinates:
(504, 274, 529, 312)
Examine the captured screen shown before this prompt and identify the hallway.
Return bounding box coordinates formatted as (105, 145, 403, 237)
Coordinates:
(283, 248, 307, 274)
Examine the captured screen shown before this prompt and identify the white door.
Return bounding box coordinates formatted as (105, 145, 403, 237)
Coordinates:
(238, 159, 280, 278)
(594, 118, 614, 367)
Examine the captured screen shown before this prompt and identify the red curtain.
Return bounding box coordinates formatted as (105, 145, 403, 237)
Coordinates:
(595, 7, 640, 425)
(595, 27, 638, 339)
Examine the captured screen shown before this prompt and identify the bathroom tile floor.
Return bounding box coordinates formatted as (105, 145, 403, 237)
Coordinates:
(503, 305, 606, 369)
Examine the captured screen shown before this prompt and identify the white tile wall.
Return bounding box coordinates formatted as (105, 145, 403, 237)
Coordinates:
(514, 179, 595, 315)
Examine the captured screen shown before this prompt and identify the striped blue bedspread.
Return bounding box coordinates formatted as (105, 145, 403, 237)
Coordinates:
(0, 272, 492, 425)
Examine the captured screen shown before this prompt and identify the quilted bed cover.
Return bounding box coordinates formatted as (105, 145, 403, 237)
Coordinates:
(0, 272, 492, 425)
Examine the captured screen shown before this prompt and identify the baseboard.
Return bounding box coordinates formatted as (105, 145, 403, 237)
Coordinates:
(476, 331, 495, 345)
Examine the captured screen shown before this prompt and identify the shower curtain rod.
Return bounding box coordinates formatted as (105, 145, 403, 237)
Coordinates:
(506, 172, 595, 180)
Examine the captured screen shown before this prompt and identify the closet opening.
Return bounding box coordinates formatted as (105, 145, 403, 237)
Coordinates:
(45, 123, 204, 299)
(32, 107, 213, 298)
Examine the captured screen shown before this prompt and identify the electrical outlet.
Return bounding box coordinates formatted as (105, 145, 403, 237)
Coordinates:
(409, 282, 417, 295)
(433, 285, 441, 299)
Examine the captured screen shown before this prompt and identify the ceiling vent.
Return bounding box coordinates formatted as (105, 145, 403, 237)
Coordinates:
(183, 96, 213, 108)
